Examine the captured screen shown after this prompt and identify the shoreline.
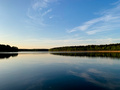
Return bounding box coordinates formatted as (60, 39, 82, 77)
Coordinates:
(49, 51, 120, 52)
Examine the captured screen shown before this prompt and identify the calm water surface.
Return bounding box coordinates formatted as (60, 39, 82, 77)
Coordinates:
(0, 52, 120, 90)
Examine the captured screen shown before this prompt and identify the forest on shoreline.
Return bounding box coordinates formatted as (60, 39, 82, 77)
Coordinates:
(0, 44, 18, 52)
(0, 44, 48, 52)
(19, 49, 48, 51)
(0, 43, 120, 52)
(49, 43, 120, 51)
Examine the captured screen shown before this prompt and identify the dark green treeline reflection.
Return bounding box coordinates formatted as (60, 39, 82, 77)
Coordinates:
(0, 53, 18, 59)
(51, 52, 120, 59)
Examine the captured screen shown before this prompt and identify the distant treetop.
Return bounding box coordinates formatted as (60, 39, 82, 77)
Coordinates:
(0, 44, 18, 52)
(49, 43, 120, 51)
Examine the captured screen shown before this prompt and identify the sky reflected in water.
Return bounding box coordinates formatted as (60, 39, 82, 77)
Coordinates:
(0, 52, 120, 90)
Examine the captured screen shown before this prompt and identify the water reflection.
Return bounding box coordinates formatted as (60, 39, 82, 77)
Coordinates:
(69, 68, 120, 90)
(0, 53, 18, 59)
(51, 52, 120, 59)
(0, 52, 120, 90)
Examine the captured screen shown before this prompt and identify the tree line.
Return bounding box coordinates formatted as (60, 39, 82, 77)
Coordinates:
(49, 43, 120, 51)
(0, 44, 18, 52)
(0, 44, 48, 52)
(19, 49, 48, 51)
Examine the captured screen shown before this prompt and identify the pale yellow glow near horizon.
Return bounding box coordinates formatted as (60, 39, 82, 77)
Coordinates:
(1, 36, 119, 49)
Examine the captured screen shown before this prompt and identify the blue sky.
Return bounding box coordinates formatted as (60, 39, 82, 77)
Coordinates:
(0, 0, 120, 48)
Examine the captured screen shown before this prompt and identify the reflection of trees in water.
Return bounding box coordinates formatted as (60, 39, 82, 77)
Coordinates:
(0, 53, 18, 59)
(51, 52, 120, 59)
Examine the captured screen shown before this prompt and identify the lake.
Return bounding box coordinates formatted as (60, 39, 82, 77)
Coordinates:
(0, 52, 120, 90)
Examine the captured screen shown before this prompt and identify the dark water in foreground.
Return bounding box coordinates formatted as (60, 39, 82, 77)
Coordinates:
(0, 52, 120, 90)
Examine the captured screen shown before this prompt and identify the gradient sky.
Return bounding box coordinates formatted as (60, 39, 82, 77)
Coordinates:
(0, 0, 120, 49)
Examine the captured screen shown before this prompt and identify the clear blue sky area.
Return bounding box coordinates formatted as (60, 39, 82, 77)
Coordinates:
(0, 0, 120, 48)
